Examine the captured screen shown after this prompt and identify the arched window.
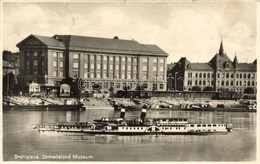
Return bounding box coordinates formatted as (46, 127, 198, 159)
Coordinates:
(203, 73, 206, 78)
(195, 73, 198, 78)
(244, 74, 246, 78)
(248, 74, 251, 78)
(236, 73, 239, 78)
(207, 73, 210, 78)
(199, 80, 202, 85)
(226, 81, 229, 86)
(199, 73, 202, 78)
(230, 81, 233, 86)
(217, 73, 220, 78)
(195, 80, 198, 85)
(203, 80, 206, 85)
(247, 81, 250, 86)
(252, 81, 255, 86)
(226, 73, 229, 78)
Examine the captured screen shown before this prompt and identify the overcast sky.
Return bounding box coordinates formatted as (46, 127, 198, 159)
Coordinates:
(3, 1, 257, 63)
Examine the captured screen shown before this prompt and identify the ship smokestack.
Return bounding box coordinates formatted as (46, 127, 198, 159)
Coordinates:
(120, 108, 126, 118)
(140, 108, 147, 124)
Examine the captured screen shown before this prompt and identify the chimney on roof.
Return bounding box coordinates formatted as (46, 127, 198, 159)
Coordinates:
(113, 36, 119, 39)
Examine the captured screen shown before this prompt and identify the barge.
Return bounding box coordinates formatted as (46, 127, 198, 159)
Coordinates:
(34, 108, 233, 135)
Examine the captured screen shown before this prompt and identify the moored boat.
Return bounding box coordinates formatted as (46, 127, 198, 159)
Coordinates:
(34, 108, 233, 135)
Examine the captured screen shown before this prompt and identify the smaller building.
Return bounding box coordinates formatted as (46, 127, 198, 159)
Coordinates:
(167, 41, 257, 95)
(2, 50, 20, 76)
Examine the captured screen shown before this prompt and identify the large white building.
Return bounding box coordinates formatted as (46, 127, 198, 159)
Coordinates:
(17, 34, 168, 94)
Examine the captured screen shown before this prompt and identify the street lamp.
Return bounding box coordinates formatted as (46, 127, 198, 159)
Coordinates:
(175, 72, 178, 91)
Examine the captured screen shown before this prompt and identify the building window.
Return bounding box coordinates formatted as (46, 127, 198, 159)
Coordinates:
(195, 80, 198, 85)
(96, 73, 101, 78)
(84, 63, 88, 69)
(217, 81, 220, 86)
(84, 72, 88, 78)
(133, 58, 137, 63)
(199, 80, 202, 85)
(73, 54, 79, 59)
(33, 60, 38, 66)
(109, 56, 113, 62)
(231, 81, 233, 86)
(90, 55, 94, 60)
(60, 61, 63, 68)
(101, 56, 106, 61)
(230, 73, 233, 78)
(243, 74, 246, 78)
(121, 74, 125, 79)
(53, 52, 57, 58)
(143, 58, 148, 63)
(247, 81, 250, 86)
(127, 74, 131, 79)
(199, 73, 202, 78)
(116, 83, 121, 89)
(243, 81, 246, 86)
(160, 58, 164, 64)
(252, 81, 255, 86)
(203, 73, 206, 78)
(222, 73, 225, 78)
(252, 73, 255, 79)
(91, 64, 95, 69)
(236, 81, 238, 86)
(207, 73, 210, 78)
(121, 57, 125, 62)
(217, 73, 220, 78)
(153, 84, 157, 90)
(128, 65, 131, 71)
(97, 64, 101, 70)
(188, 72, 192, 78)
(90, 73, 94, 78)
(226, 73, 229, 78)
(226, 81, 229, 86)
(73, 63, 79, 68)
(248, 74, 251, 78)
(240, 73, 242, 78)
(143, 65, 147, 71)
(60, 71, 64, 77)
(240, 81, 242, 86)
(122, 65, 125, 71)
(115, 56, 119, 62)
(153, 58, 157, 63)
(221, 81, 224, 86)
(159, 66, 163, 72)
(97, 55, 101, 61)
(103, 64, 107, 70)
(159, 84, 164, 89)
(195, 73, 198, 78)
(53, 61, 57, 67)
(153, 66, 157, 71)
(203, 80, 206, 85)
(59, 53, 64, 58)
(109, 64, 113, 70)
(211, 81, 214, 86)
(53, 71, 57, 77)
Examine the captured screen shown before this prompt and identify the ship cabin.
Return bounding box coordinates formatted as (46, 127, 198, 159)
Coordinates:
(150, 117, 189, 126)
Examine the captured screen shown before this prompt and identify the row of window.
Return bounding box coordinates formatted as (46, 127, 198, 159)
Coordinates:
(217, 80, 256, 87)
(187, 72, 256, 79)
(72, 62, 138, 71)
(190, 124, 225, 127)
(143, 65, 164, 72)
(73, 53, 138, 63)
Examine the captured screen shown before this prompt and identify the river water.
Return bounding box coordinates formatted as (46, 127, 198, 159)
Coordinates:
(3, 109, 256, 161)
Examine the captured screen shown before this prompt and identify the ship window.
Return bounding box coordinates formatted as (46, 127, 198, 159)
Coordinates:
(183, 119, 187, 122)
(203, 124, 206, 127)
(208, 124, 211, 127)
(126, 127, 128, 130)
(141, 127, 143, 130)
(213, 124, 216, 127)
(197, 124, 201, 127)
(190, 124, 194, 127)
(133, 127, 135, 130)
(179, 119, 182, 121)
(162, 119, 166, 121)
(137, 127, 139, 130)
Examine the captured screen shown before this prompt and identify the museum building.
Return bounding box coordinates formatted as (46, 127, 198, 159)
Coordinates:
(17, 34, 168, 94)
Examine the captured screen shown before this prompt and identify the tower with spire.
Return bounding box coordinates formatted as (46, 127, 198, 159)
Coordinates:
(219, 40, 224, 55)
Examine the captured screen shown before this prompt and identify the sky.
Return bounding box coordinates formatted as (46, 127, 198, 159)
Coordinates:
(2, 1, 257, 64)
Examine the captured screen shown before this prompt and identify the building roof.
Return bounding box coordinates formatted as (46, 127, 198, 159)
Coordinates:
(188, 63, 214, 71)
(167, 63, 176, 71)
(237, 63, 256, 71)
(53, 35, 168, 56)
(34, 35, 66, 48)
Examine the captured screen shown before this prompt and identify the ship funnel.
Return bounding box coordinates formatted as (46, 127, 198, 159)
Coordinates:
(120, 108, 126, 118)
(140, 108, 147, 124)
